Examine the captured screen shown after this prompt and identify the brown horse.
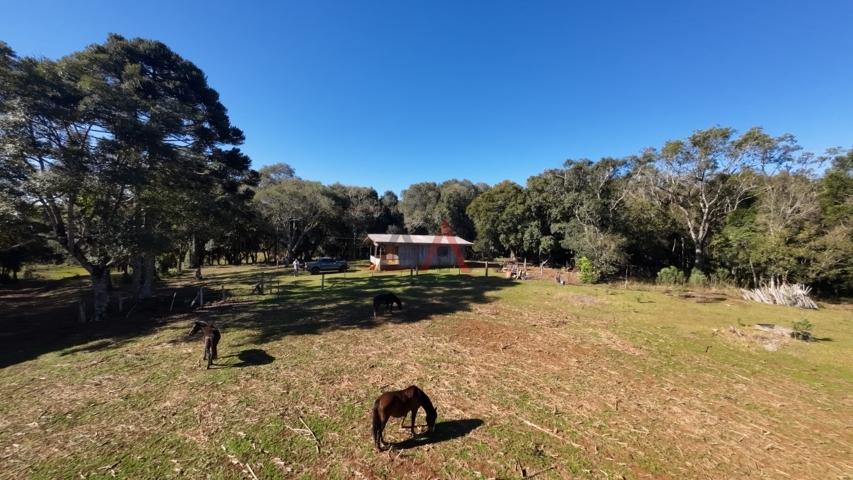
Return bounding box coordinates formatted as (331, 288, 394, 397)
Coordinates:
(372, 385, 437, 451)
(187, 320, 220, 369)
(373, 292, 402, 319)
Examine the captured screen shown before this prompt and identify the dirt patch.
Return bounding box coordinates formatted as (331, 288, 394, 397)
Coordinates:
(596, 330, 644, 356)
(717, 325, 791, 351)
(675, 291, 729, 304)
(447, 317, 528, 351)
(555, 291, 601, 305)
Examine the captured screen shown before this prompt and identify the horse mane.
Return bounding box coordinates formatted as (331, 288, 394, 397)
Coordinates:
(189, 320, 216, 337)
(414, 386, 436, 415)
(189, 321, 203, 336)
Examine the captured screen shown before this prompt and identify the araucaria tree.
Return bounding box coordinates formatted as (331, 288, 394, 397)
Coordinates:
(0, 35, 253, 320)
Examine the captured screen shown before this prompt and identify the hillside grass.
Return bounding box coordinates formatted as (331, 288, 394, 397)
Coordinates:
(0, 264, 851, 479)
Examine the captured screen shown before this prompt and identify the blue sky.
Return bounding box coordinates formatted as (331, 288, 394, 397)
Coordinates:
(3, 1, 852, 194)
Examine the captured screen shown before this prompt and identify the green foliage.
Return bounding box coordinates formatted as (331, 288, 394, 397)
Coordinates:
(467, 181, 528, 259)
(656, 266, 685, 285)
(0, 35, 255, 316)
(639, 127, 802, 270)
(791, 319, 814, 334)
(577, 256, 600, 283)
(401, 180, 483, 238)
(688, 270, 708, 288)
(709, 268, 733, 288)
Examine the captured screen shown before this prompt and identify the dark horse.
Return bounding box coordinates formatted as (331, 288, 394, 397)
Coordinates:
(187, 320, 220, 369)
(373, 292, 402, 319)
(372, 385, 437, 451)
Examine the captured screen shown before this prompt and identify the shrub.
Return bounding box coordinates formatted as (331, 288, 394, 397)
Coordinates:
(577, 256, 600, 284)
(791, 319, 813, 334)
(709, 268, 732, 288)
(688, 270, 709, 288)
(791, 318, 814, 341)
(656, 266, 685, 285)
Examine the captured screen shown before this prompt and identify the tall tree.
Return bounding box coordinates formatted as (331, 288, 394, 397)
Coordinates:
(0, 36, 252, 319)
(467, 181, 527, 259)
(400, 182, 441, 234)
(378, 190, 404, 233)
(635, 127, 800, 271)
(254, 178, 335, 261)
(435, 179, 482, 240)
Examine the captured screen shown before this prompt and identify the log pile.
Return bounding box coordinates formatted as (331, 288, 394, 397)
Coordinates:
(740, 283, 818, 309)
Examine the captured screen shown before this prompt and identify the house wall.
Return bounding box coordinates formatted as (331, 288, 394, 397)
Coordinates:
(392, 244, 463, 268)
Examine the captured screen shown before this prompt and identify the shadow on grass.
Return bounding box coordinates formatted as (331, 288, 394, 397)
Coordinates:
(212, 348, 275, 368)
(0, 274, 217, 368)
(201, 270, 516, 346)
(392, 419, 484, 450)
(0, 267, 514, 367)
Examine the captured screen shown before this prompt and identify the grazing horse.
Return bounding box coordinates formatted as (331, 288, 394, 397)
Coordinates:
(373, 292, 403, 319)
(187, 320, 220, 369)
(372, 385, 437, 451)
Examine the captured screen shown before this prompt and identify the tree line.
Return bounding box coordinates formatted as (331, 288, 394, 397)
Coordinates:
(1, 36, 851, 321)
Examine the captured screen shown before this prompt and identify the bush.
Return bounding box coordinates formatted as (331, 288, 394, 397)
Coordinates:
(791, 318, 814, 341)
(688, 270, 708, 288)
(709, 268, 732, 288)
(656, 266, 685, 285)
(791, 318, 813, 334)
(577, 256, 600, 284)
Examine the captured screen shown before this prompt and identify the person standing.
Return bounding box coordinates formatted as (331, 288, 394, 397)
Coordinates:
(292, 258, 300, 276)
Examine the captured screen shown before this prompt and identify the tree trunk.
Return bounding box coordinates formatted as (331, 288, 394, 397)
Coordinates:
(131, 256, 143, 298)
(139, 254, 155, 299)
(693, 240, 705, 273)
(91, 267, 110, 321)
(191, 234, 206, 269)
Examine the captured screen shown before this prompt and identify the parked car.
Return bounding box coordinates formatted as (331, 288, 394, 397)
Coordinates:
(305, 257, 348, 274)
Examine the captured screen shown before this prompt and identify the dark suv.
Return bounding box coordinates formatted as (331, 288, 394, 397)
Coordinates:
(305, 257, 348, 274)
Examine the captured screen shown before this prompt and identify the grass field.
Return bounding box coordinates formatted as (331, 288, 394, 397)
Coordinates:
(1, 264, 851, 479)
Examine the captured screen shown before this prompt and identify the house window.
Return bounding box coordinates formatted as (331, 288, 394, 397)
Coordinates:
(437, 246, 449, 257)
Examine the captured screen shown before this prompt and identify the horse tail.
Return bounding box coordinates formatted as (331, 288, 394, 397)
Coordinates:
(371, 399, 382, 450)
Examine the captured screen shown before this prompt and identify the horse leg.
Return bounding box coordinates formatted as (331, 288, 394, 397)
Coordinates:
(410, 408, 418, 435)
(378, 417, 389, 450)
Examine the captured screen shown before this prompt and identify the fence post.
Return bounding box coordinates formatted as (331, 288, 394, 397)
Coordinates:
(78, 300, 87, 323)
(485, 261, 489, 277)
(321, 273, 325, 290)
(170, 291, 177, 312)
